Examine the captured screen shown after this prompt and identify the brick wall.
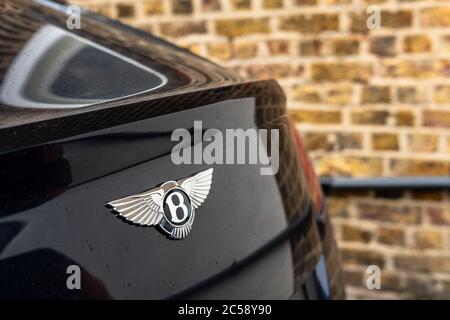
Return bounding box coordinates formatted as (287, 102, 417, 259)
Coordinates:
(329, 190, 450, 298)
(70, 0, 450, 298)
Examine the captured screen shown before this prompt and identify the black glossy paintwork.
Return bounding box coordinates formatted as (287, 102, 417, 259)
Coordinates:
(0, 0, 237, 134)
(0, 0, 344, 299)
(1, 98, 294, 299)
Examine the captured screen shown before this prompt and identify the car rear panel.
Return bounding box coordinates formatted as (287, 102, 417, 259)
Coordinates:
(0, 0, 344, 299)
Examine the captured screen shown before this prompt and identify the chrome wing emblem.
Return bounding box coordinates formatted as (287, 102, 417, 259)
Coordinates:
(105, 168, 214, 240)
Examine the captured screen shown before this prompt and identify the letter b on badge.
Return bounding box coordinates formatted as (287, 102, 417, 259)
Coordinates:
(163, 189, 192, 225)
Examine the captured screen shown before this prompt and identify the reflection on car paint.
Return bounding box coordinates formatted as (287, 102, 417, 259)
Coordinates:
(0, 25, 168, 109)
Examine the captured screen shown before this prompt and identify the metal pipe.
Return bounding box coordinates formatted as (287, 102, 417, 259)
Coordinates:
(320, 177, 450, 191)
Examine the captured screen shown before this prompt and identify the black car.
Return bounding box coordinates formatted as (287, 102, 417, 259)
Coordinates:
(0, 0, 344, 299)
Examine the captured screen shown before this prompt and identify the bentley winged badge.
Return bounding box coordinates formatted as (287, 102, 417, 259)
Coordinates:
(105, 168, 213, 240)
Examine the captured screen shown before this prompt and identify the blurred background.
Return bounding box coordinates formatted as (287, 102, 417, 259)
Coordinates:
(70, 0, 450, 299)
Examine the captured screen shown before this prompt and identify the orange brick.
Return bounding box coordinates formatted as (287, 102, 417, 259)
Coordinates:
(394, 255, 450, 273)
(246, 63, 303, 79)
(341, 248, 385, 267)
(117, 3, 135, 18)
(280, 14, 339, 33)
(300, 40, 321, 56)
(263, 0, 283, 8)
(421, 7, 450, 27)
(172, 0, 193, 14)
(331, 38, 360, 56)
(397, 87, 421, 104)
(207, 42, 232, 60)
(291, 85, 321, 103)
(390, 159, 449, 176)
(370, 36, 396, 57)
(362, 86, 391, 104)
(351, 110, 389, 125)
(230, 0, 251, 10)
(423, 110, 450, 128)
(303, 132, 330, 150)
(335, 132, 363, 150)
(267, 40, 289, 55)
(316, 156, 383, 176)
(404, 35, 432, 53)
(427, 207, 450, 226)
(215, 18, 270, 37)
(381, 10, 413, 28)
(393, 111, 415, 127)
(358, 202, 421, 224)
(233, 42, 258, 59)
(294, 0, 318, 6)
(88, 4, 113, 16)
(341, 224, 372, 243)
(414, 230, 444, 250)
(324, 86, 353, 105)
(408, 134, 439, 152)
(289, 110, 341, 124)
(202, 0, 221, 11)
(378, 227, 405, 246)
(350, 13, 369, 34)
(311, 63, 371, 82)
(372, 133, 399, 151)
(143, 0, 164, 15)
(160, 21, 207, 37)
(383, 60, 450, 78)
(434, 86, 450, 103)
